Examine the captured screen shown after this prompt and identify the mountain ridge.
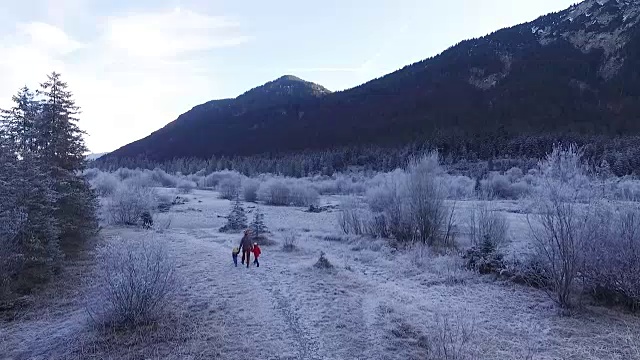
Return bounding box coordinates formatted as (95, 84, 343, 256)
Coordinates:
(101, 0, 640, 163)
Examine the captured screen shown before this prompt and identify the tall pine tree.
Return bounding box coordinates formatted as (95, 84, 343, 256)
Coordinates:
(36, 72, 98, 249)
(0, 86, 39, 156)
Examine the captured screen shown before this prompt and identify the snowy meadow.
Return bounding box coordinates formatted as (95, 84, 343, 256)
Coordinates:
(3, 146, 640, 359)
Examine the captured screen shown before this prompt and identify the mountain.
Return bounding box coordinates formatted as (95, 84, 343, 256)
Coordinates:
(102, 0, 640, 163)
(86, 152, 107, 161)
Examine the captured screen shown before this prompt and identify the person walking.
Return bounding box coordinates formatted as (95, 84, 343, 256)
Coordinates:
(252, 242, 261, 267)
(239, 229, 253, 268)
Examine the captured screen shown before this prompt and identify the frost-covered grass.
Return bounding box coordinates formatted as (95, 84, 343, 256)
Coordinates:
(3, 188, 640, 359)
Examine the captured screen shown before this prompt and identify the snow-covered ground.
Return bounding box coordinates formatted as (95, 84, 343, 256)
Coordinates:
(2, 189, 640, 359)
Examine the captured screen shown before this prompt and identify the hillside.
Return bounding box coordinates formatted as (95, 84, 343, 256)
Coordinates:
(102, 0, 640, 163)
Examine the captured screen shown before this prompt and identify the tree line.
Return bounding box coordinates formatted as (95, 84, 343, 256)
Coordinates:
(95, 132, 640, 179)
(0, 72, 97, 303)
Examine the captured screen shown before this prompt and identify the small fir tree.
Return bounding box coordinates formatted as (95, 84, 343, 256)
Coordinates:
(220, 197, 247, 232)
(250, 207, 268, 240)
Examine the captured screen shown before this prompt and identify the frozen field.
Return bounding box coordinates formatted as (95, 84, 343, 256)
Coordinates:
(2, 189, 640, 359)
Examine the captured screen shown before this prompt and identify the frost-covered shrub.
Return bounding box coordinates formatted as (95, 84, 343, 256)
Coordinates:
(282, 231, 297, 252)
(219, 177, 241, 200)
(536, 144, 591, 202)
(366, 153, 454, 246)
(611, 178, 640, 202)
(200, 170, 242, 189)
(405, 153, 450, 246)
(107, 183, 158, 226)
(258, 179, 291, 206)
(338, 198, 364, 235)
(289, 183, 320, 207)
(90, 236, 177, 327)
(481, 173, 529, 200)
(583, 205, 640, 309)
(467, 204, 509, 248)
(505, 167, 524, 182)
(242, 178, 260, 202)
(441, 175, 475, 200)
(115, 167, 142, 181)
(148, 168, 178, 188)
(91, 171, 120, 197)
(528, 191, 594, 309)
(176, 179, 196, 194)
(366, 170, 405, 213)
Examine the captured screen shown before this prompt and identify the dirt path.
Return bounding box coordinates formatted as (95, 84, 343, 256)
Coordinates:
(172, 226, 373, 360)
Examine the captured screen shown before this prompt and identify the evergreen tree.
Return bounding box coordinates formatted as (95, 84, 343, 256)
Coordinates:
(250, 207, 268, 240)
(36, 72, 98, 248)
(0, 86, 38, 156)
(0, 127, 59, 295)
(219, 197, 247, 232)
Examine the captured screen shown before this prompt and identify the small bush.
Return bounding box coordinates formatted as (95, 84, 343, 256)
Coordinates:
(91, 172, 120, 197)
(481, 173, 529, 200)
(314, 251, 333, 269)
(115, 167, 142, 181)
(242, 179, 260, 202)
(106, 184, 158, 226)
(258, 180, 291, 206)
(176, 179, 196, 194)
(528, 194, 592, 309)
(282, 231, 297, 252)
(219, 177, 241, 200)
(442, 175, 476, 200)
(90, 236, 177, 327)
(149, 168, 178, 188)
(583, 205, 640, 309)
(338, 198, 364, 235)
(466, 204, 509, 248)
(290, 183, 320, 207)
(200, 170, 242, 189)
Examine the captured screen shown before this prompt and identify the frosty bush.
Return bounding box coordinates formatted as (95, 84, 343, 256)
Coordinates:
(91, 171, 120, 197)
(583, 205, 640, 309)
(467, 204, 509, 248)
(365, 153, 454, 246)
(537, 144, 591, 202)
(289, 183, 320, 207)
(405, 153, 451, 246)
(441, 175, 476, 200)
(176, 179, 196, 194)
(149, 168, 178, 188)
(107, 183, 158, 226)
(90, 236, 177, 327)
(258, 179, 291, 206)
(219, 177, 241, 200)
(528, 192, 593, 309)
(480, 173, 530, 200)
(338, 198, 364, 235)
(199, 170, 242, 189)
(282, 231, 297, 252)
(242, 178, 260, 202)
(115, 167, 142, 181)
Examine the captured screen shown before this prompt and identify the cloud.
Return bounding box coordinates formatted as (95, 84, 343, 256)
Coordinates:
(105, 8, 251, 58)
(0, 6, 250, 153)
(18, 22, 84, 55)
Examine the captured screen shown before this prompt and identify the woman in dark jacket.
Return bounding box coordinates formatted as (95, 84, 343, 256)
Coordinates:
(239, 229, 253, 268)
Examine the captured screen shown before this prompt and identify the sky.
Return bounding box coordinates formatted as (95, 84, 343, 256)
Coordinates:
(0, 0, 579, 154)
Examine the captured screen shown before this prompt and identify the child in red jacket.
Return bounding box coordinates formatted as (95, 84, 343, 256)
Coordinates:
(252, 243, 261, 267)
